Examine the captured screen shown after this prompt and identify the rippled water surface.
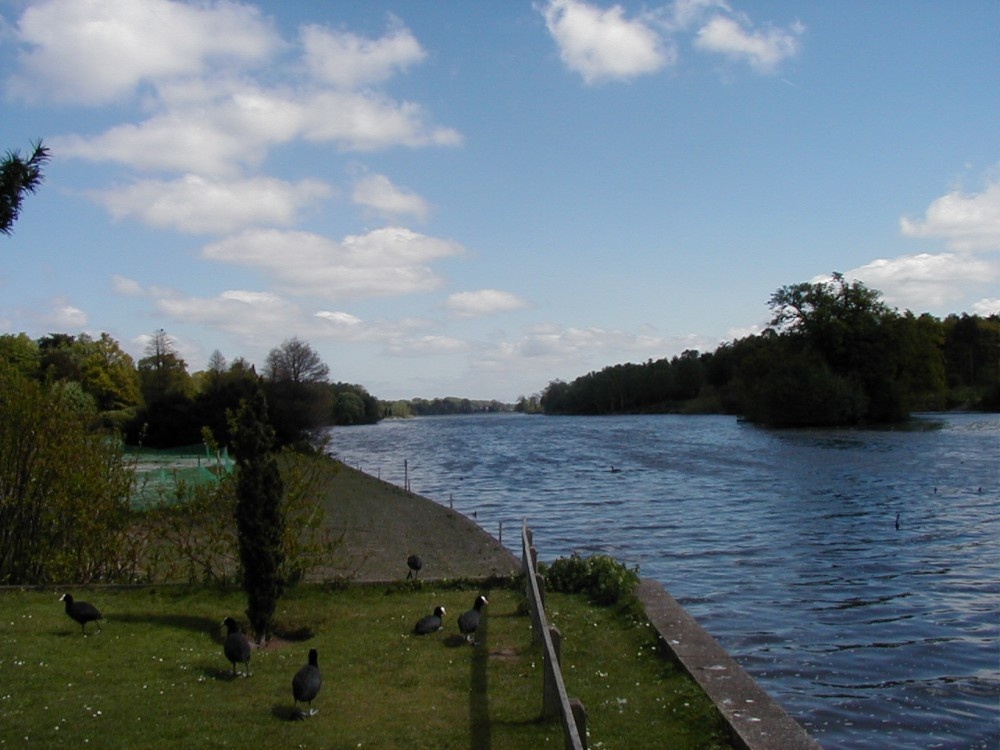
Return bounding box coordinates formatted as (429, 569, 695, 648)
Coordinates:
(328, 413, 999, 749)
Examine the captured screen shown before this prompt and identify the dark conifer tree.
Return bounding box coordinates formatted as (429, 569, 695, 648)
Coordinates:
(231, 384, 285, 644)
(1, 140, 49, 236)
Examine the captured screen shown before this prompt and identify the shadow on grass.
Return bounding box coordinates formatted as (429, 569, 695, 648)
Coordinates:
(469, 609, 490, 749)
(50, 627, 101, 637)
(201, 664, 251, 682)
(270, 704, 302, 722)
(106, 612, 220, 637)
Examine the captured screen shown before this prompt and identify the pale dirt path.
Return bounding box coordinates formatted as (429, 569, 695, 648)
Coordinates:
(310, 459, 521, 582)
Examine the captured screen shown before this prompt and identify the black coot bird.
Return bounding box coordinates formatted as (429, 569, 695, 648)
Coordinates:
(458, 595, 488, 644)
(60, 593, 102, 635)
(292, 648, 322, 718)
(222, 616, 252, 677)
(413, 605, 446, 635)
(406, 554, 423, 579)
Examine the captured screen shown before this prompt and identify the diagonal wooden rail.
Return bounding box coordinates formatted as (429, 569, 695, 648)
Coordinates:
(522, 522, 587, 750)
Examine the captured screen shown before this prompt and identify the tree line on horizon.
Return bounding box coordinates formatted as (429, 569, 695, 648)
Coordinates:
(541, 274, 1000, 425)
(0, 330, 380, 449)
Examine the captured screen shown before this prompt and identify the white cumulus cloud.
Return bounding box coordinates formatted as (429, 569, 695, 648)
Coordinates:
(900, 180, 1000, 252)
(539, 0, 672, 84)
(971, 298, 1000, 316)
(15, 2, 460, 180)
(7, 0, 279, 105)
(538, 0, 803, 83)
(848, 253, 999, 312)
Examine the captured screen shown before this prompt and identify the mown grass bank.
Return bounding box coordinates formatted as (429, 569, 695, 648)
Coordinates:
(1, 584, 731, 749)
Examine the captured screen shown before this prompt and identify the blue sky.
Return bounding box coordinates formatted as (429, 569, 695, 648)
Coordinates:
(1, 0, 998, 401)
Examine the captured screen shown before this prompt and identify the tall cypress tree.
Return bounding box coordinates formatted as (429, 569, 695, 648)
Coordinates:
(231, 384, 285, 644)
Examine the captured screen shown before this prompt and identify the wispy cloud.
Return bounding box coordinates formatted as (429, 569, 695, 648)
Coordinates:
(300, 18, 426, 89)
(693, 15, 803, 74)
(352, 173, 430, 222)
(90, 175, 332, 234)
(445, 289, 531, 318)
(201, 227, 464, 301)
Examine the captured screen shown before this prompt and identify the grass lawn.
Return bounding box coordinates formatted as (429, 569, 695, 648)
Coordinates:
(1, 584, 731, 749)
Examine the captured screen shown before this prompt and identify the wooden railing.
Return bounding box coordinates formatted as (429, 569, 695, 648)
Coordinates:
(521, 522, 587, 750)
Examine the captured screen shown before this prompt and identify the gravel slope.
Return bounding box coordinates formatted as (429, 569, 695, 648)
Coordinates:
(312, 459, 520, 582)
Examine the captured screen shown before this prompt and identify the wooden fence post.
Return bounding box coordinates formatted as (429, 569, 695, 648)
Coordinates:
(569, 699, 588, 750)
(522, 521, 585, 750)
(543, 625, 562, 718)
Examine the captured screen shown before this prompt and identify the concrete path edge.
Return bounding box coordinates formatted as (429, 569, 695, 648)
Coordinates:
(636, 578, 823, 750)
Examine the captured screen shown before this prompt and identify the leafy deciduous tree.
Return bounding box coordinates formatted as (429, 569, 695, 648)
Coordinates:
(263, 337, 332, 447)
(0, 363, 135, 584)
(264, 337, 330, 384)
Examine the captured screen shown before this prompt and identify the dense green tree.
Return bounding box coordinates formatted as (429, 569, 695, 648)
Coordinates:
(762, 273, 912, 423)
(734, 337, 867, 426)
(193, 355, 259, 448)
(332, 390, 366, 425)
(943, 314, 1000, 395)
(327, 383, 380, 424)
(1, 140, 49, 236)
(0, 332, 40, 375)
(231, 384, 285, 644)
(38, 332, 140, 412)
(0, 362, 134, 584)
(891, 312, 947, 410)
(129, 330, 197, 446)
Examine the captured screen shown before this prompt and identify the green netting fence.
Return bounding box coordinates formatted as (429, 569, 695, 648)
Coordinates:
(125, 444, 234, 510)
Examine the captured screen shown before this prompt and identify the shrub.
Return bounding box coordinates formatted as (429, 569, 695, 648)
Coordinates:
(544, 553, 639, 605)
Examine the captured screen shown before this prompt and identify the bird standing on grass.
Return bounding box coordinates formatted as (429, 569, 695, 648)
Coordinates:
(413, 605, 446, 635)
(458, 595, 488, 644)
(292, 648, 322, 718)
(60, 593, 102, 635)
(222, 616, 252, 677)
(406, 554, 423, 579)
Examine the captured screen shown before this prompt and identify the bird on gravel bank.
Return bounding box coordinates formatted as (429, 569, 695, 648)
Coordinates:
(60, 593, 102, 635)
(406, 554, 423, 579)
(222, 616, 252, 677)
(458, 595, 488, 644)
(292, 648, 322, 719)
(413, 605, 446, 635)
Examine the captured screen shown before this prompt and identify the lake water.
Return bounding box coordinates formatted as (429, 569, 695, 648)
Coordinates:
(327, 412, 999, 750)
